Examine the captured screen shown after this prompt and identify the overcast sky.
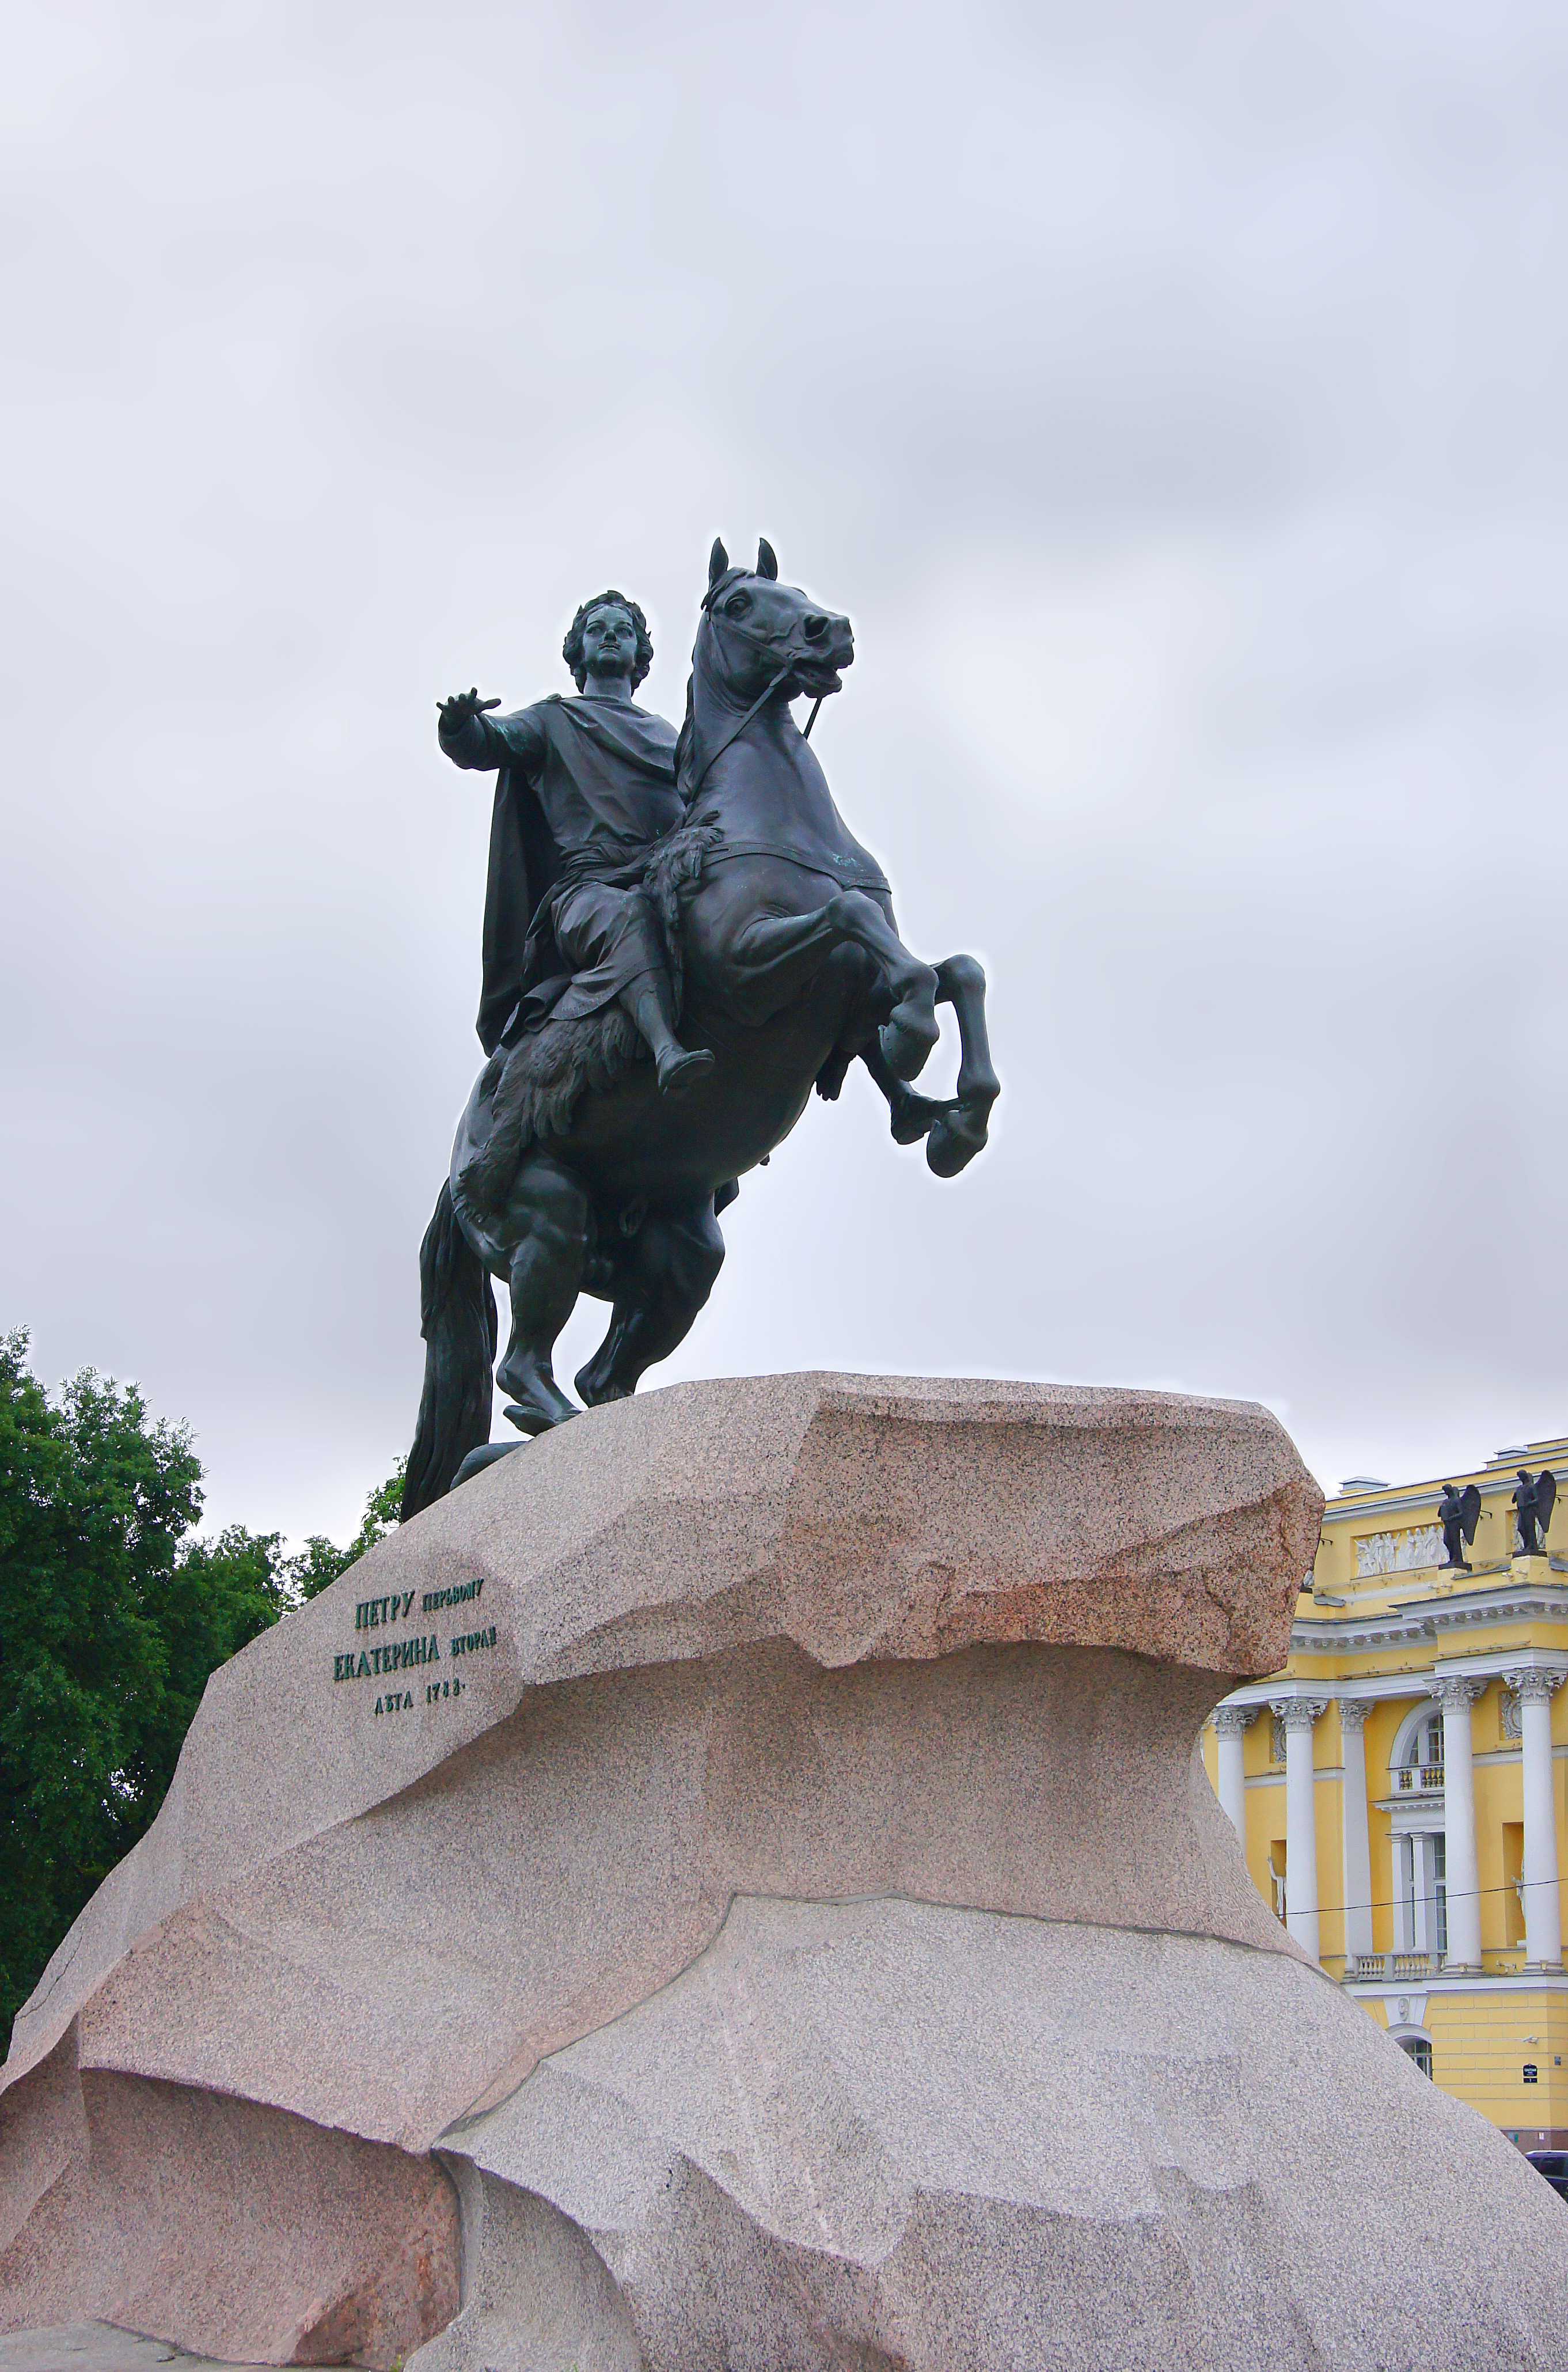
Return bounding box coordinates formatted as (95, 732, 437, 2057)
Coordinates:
(3, 0, 1565, 1544)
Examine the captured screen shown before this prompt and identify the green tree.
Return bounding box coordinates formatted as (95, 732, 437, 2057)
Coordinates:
(0, 1329, 404, 2043)
(0, 1331, 211, 2036)
(283, 1462, 405, 1600)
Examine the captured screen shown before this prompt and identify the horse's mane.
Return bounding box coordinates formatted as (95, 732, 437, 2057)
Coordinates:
(674, 664, 697, 802)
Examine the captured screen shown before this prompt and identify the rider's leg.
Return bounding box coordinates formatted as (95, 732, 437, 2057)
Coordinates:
(553, 881, 714, 1098)
(620, 972, 715, 1097)
(722, 891, 939, 1077)
(494, 1152, 590, 1433)
(576, 1198, 726, 1407)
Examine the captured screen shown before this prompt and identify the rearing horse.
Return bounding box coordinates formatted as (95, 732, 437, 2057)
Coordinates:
(403, 538, 999, 1515)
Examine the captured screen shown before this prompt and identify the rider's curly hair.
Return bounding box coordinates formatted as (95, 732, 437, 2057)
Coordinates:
(562, 590, 654, 692)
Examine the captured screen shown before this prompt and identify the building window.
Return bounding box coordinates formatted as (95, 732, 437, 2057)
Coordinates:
(1504, 1822, 1527, 1945)
(1434, 1832, 1447, 1960)
(1394, 1711, 1445, 1793)
(1399, 2037, 1434, 2078)
(1399, 1836, 1416, 1943)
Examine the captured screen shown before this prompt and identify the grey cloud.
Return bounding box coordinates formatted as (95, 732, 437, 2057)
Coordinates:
(2, 0, 1563, 1535)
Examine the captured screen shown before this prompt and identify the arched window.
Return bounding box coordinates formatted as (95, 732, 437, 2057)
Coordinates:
(1396, 2034, 1434, 2078)
(1391, 1707, 1445, 1793)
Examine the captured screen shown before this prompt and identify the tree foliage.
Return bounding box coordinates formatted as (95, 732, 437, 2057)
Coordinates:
(283, 1467, 404, 1601)
(0, 1330, 402, 2044)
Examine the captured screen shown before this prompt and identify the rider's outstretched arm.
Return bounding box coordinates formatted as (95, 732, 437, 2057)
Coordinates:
(437, 691, 545, 775)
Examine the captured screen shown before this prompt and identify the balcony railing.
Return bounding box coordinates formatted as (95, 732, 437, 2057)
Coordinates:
(1394, 1764, 1445, 1792)
(1345, 1952, 1444, 1982)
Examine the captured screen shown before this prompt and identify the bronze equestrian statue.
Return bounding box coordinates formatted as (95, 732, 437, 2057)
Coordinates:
(402, 539, 999, 1516)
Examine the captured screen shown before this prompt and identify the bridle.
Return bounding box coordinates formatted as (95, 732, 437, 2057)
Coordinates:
(688, 577, 833, 791)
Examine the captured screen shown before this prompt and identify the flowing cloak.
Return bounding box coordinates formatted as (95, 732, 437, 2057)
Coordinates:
(442, 693, 682, 1054)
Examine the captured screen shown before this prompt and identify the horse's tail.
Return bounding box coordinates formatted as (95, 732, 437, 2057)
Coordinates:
(400, 1180, 496, 1521)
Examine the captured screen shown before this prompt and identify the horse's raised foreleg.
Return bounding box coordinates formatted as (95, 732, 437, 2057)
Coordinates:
(723, 891, 939, 1080)
(491, 1150, 590, 1433)
(576, 1196, 725, 1408)
(860, 953, 1000, 1176)
(928, 953, 1000, 1172)
(860, 1039, 950, 1142)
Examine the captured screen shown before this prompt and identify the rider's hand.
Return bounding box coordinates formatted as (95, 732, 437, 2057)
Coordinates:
(438, 687, 502, 737)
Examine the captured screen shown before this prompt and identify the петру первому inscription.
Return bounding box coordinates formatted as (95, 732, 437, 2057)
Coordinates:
(354, 1578, 485, 1631)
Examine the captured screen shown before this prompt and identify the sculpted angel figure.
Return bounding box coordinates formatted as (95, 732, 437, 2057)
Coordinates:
(1513, 1469, 1557, 1559)
(438, 590, 715, 1094)
(1437, 1481, 1481, 1573)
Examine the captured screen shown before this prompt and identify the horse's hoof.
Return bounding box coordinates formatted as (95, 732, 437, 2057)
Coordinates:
(879, 1009, 938, 1082)
(498, 1361, 579, 1433)
(927, 1101, 991, 1177)
(889, 1088, 944, 1146)
(502, 1400, 576, 1435)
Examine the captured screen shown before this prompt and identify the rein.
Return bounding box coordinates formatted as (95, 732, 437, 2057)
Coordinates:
(685, 662, 795, 796)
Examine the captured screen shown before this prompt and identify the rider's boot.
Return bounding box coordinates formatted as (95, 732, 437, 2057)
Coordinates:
(624, 979, 715, 1097)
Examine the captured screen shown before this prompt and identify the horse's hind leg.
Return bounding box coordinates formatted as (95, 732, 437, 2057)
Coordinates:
(492, 1151, 590, 1432)
(576, 1197, 724, 1408)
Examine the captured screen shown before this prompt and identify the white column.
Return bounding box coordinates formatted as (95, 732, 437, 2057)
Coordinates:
(1213, 1704, 1257, 1840)
(1273, 1697, 1327, 1965)
(1431, 1674, 1483, 1969)
(1338, 1699, 1375, 1967)
(1509, 1668, 1565, 1969)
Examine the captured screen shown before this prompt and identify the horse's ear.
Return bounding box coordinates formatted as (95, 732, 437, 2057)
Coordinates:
(708, 537, 728, 587)
(757, 537, 778, 580)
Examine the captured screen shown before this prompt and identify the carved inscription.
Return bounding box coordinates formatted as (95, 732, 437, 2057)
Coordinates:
(422, 1579, 485, 1614)
(355, 1590, 418, 1630)
(334, 1636, 439, 1682)
(451, 1625, 498, 1658)
(332, 1578, 495, 1707)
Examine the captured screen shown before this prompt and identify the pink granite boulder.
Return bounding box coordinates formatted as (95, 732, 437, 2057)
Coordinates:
(9, 1376, 1548, 2370)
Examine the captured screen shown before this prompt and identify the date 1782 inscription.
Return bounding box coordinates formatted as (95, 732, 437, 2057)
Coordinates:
(332, 1575, 496, 1714)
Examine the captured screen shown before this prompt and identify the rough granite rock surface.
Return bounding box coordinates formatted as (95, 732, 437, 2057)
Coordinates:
(427, 1896, 1568, 2372)
(3, 1373, 1560, 2367)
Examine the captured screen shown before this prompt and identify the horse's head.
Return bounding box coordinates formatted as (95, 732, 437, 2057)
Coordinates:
(697, 536, 855, 707)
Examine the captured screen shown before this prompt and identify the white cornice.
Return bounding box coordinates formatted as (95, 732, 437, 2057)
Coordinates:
(1218, 1649, 1568, 1714)
(1286, 1579, 1568, 1659)
(1347, 1976, 1568, 1999)
(1325, 1444, 1568, 1533)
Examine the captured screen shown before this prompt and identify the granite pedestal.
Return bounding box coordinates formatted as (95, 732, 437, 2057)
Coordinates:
(3, 1376, 1564, 2368)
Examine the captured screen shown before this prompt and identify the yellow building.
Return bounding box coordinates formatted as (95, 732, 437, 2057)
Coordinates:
(1203, 1434, 1568, 2151)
